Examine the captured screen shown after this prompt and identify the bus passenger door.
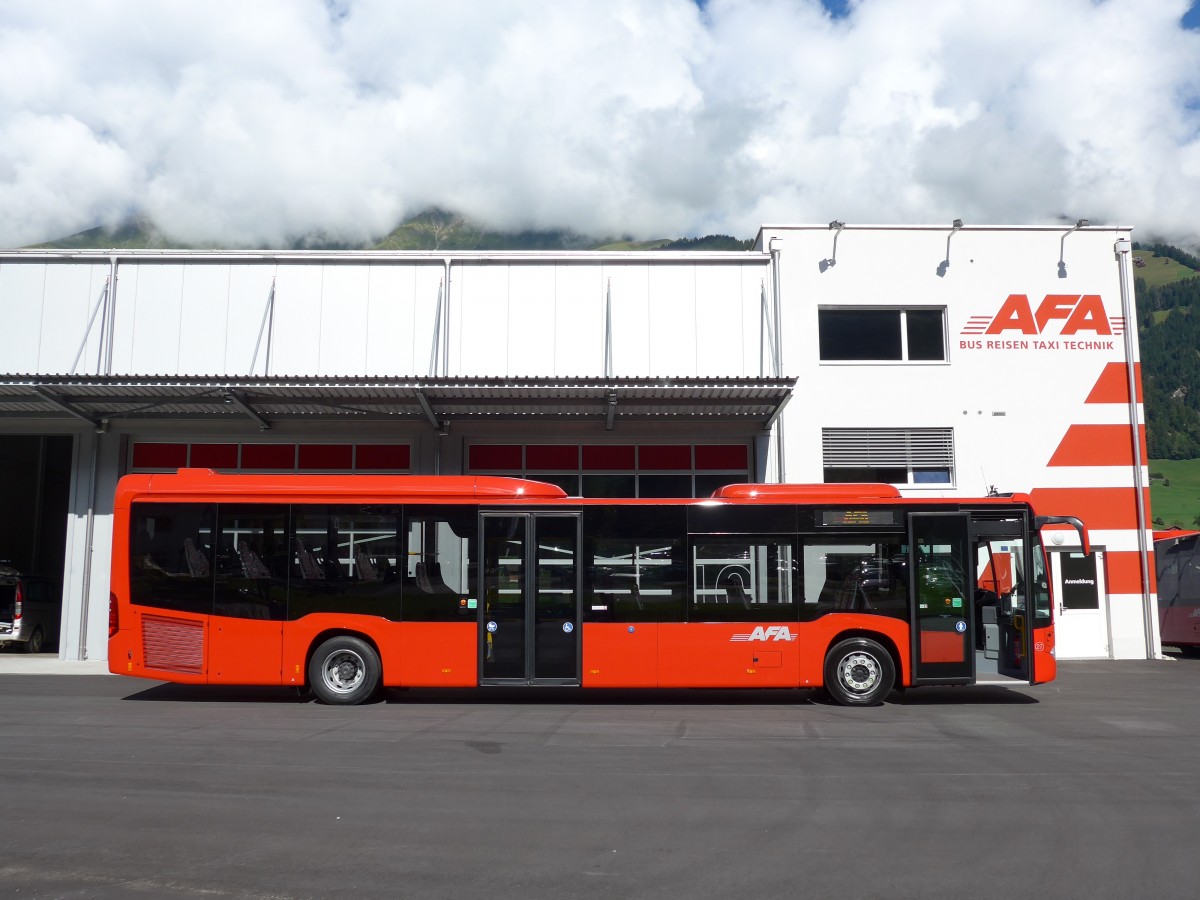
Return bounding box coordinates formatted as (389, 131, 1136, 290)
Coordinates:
(970, 520, 1034, 683)
(909, 513, 973, 684)
(481, 513, 581, 685)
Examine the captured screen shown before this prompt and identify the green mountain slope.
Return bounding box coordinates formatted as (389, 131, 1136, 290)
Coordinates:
(370, 209, 598, 251)
(30, 217, 175, 250)
(1136, 241, 1200, 461)
(31, 209, 757, 253)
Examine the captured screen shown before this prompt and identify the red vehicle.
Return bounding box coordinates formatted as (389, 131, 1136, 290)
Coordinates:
(108, 470, 1087, 705)
(1155, 530, 1200, 654)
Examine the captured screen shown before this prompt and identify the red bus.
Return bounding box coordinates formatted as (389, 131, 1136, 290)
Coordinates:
(1155, 530, 1200, 654)
(108, 470, 1087, 706)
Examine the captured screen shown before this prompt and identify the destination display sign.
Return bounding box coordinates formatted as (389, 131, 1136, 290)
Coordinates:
(819, 509, 897, 527)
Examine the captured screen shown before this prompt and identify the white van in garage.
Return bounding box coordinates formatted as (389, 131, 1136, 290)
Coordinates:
(0, 565, 61, 654)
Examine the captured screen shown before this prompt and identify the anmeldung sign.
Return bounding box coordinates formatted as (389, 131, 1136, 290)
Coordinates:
(1060, 553, 1099, 611)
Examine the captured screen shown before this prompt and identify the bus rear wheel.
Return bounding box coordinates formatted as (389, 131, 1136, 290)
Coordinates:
(308, 636, 380, 705)
(824, 638, 894, 707)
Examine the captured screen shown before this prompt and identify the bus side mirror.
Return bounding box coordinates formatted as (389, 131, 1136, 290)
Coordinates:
(1034, 515, 1090, 555)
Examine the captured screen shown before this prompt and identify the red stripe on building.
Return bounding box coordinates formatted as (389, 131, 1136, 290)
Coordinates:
(1047, 424, 1146, 467)
(1103, 551, 1157, 595)
(1084, 362, 1143, 404)
(1029, 487, 1150, 531)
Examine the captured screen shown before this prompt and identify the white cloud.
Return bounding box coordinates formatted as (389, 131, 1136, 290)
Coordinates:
(0, 0, 1197, 247)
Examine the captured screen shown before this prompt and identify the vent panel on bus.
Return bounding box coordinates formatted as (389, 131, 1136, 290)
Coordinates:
(142, 614, 204, 674)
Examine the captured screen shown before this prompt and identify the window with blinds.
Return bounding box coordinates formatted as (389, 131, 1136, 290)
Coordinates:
(822, 428, 954, 486)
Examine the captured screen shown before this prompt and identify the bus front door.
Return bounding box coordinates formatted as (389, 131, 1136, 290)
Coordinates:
(970, 519, 1034, 683)
(481, 513, 581, 685)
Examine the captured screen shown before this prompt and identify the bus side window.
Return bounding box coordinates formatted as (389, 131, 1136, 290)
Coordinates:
(129, 502, 217, 615)
(798, 538, 908, 621)
(216, 505, 288, 621)
(587, 539, 683, 622)
(287, 505, 403, 621)
(402, 507, 477, 622)
(583, 506, 686, 623)
(689, 538, 797, 623)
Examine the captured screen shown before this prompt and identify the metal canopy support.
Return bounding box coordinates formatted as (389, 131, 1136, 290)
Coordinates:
(69, 278, 111, 376)
(223, 389, 271, 431)
(31, 387, 105, 431)
(249, 278, 277, 376)
(414, 388, 442, 432)
(103, 256, 118, 375)
(605, 389, 617, 431)
(762, 391, 791, 431)
(428, 277, 444, 377)
(759, 280, 778, 377)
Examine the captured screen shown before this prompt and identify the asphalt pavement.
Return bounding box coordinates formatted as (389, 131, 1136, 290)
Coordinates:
(1, 657, 1198, 899)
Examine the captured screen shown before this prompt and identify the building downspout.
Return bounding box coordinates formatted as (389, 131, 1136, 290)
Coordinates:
(1114, 238, 1157, 659)
(769, 238, 786, 483)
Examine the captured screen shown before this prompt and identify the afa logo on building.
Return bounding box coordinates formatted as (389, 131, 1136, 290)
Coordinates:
(959, 294, 1124, 351)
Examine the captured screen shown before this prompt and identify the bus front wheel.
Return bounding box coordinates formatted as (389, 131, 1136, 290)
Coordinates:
(824, 638, 895, 707)
(308, 636, 381, 705)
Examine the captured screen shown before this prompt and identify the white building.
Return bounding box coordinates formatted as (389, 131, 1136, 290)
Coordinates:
(0, 223, 1156, 662)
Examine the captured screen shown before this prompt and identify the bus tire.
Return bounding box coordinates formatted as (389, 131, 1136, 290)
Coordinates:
(308, 636, 380, 705)
(824, 638, 894, 707)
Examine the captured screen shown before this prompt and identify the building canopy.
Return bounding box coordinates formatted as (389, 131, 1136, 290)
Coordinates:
(0, 374, 794, 433)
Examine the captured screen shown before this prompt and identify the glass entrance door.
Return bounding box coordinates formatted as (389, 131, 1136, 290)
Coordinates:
(910, 513, 973, 683)
(481, 513, 580, 685)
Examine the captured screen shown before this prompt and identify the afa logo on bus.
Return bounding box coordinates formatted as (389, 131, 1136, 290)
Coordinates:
(729, 626, 799, 642)
(960, 294, 1125, 348)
